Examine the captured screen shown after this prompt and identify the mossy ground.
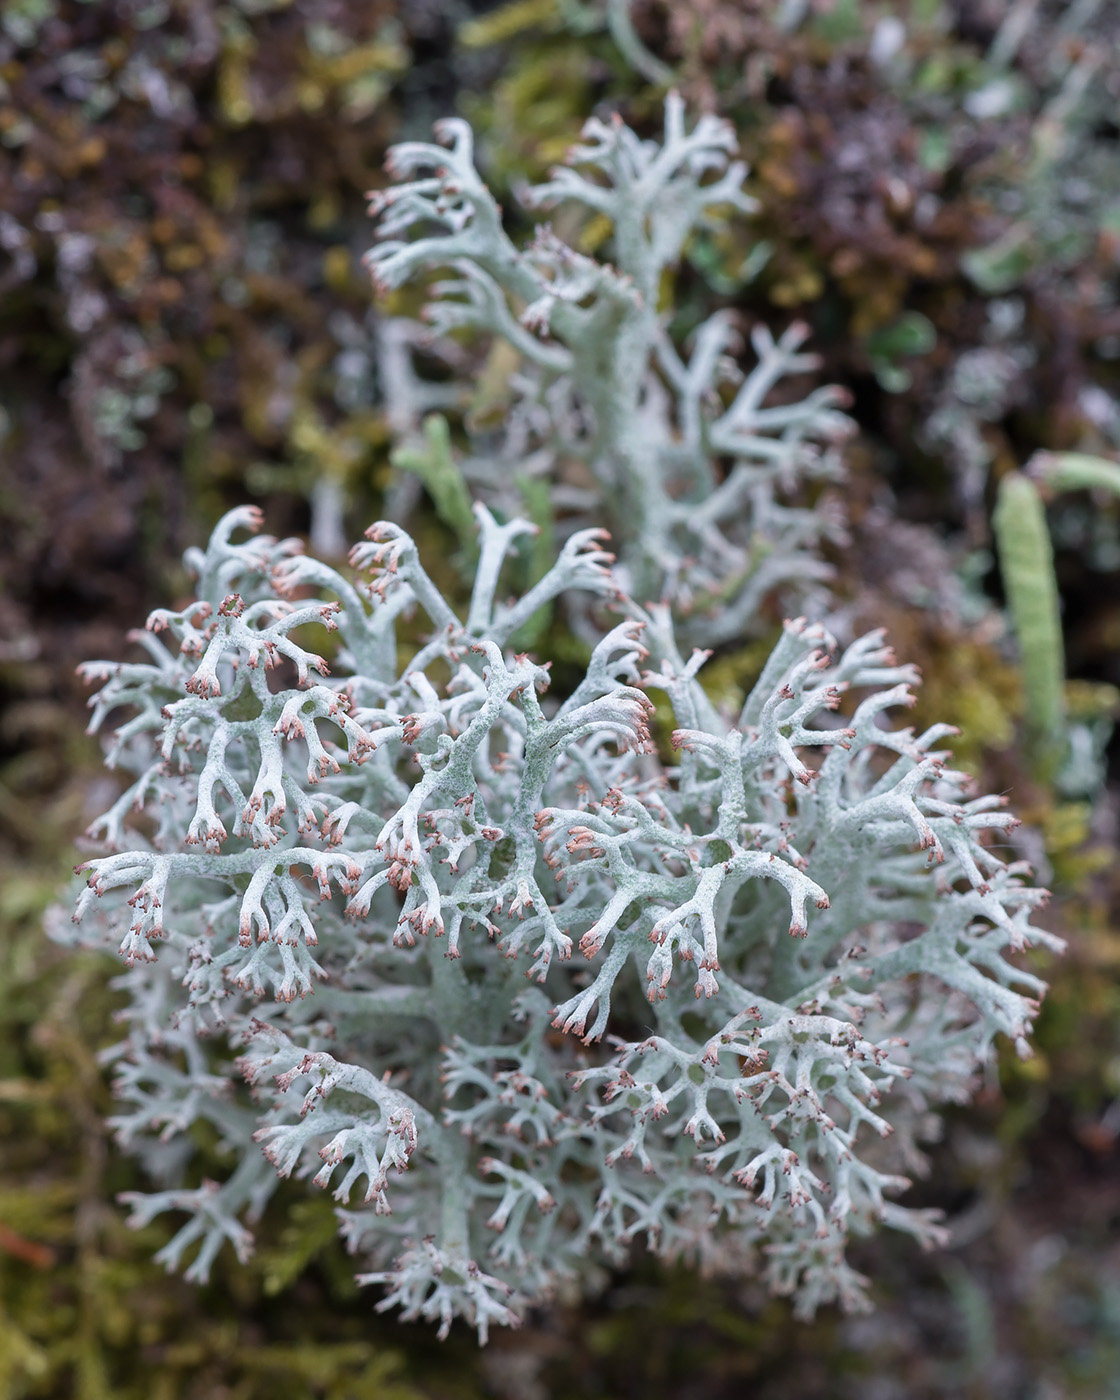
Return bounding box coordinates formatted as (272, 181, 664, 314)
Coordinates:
(4, 2, 1120, 1394)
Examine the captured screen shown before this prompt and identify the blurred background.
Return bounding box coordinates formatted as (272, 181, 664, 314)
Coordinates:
(2, 1, 1120, 1395)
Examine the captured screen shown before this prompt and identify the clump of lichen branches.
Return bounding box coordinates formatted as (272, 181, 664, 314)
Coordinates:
(60, 488, 1056, 1338)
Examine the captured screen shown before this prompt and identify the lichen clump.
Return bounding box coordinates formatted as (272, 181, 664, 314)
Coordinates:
(61, 503, 1058, 1338)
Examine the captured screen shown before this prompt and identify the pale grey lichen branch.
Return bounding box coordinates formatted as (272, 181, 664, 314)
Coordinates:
(365, 96, 851, 642)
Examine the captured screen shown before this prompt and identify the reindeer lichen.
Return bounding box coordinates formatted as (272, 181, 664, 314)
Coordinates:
(367, 96, 851, 645)
(57, 504, 1059, 1339)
